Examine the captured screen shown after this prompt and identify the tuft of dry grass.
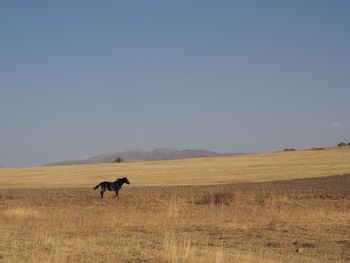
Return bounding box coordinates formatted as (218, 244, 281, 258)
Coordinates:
(3, 208, 41, 220)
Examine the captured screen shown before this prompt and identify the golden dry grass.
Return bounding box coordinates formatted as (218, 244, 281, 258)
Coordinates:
(0, 147, 349, 262)
(0, 176, 349, 263)
(0, 146, 350, 188)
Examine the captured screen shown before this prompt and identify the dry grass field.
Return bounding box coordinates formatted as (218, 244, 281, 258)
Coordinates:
(0, 147, 350, 262)
(1, 146, 350, 188)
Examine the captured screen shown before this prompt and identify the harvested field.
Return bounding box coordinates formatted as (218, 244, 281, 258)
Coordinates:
(0, 174, 349, 262)
(1, 146, 350, 188)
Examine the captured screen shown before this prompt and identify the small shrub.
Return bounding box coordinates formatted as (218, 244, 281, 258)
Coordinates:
(254, 187, 267, 206)
(194, 192, 234, 206)
(114, 157, 123, 163)
(265, 241, 279, 247)
(310, 147, 325, 151)
(337, 142, 346, 147)
(283, 148, 295, 152)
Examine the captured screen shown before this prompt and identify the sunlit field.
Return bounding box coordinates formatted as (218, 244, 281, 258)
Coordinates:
(0, 147, 350, 262)
(0, 147, 350, 188)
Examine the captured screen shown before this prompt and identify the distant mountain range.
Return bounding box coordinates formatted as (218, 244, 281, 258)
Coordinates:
(46, 148, 241, 166)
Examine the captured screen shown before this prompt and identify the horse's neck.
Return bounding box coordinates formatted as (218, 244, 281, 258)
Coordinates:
(115, 180, 124, 186)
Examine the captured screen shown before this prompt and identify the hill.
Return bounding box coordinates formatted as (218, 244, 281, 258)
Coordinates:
(1, 146, 350, 189)
(46, 148, 237, 166)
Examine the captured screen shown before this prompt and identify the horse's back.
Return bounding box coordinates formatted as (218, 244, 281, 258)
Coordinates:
(98, 181, 110, 189)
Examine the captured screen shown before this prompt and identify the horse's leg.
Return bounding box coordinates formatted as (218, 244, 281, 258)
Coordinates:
(100, 191, 104, 198)
(115, 190, 119, 199)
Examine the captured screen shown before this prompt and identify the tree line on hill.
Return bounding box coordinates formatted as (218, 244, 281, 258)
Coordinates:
(282, 141, 350, 152)
(337, 142, 350, 147)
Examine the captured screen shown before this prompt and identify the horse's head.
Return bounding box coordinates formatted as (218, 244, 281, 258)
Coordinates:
(117, 177, 130, 184)
(123, 177, 131, 184)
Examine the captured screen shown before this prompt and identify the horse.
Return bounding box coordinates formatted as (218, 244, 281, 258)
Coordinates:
(93, 177, 130, 199)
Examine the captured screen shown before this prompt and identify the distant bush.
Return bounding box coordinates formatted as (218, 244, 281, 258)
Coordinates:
(348, 142, 350, 146)
(337, 142, 347, 147)
(194, 192, 235, 206)
(283, 148, 296, 152)
(114, 157, 123, 163)
(310, 147, 325, 151)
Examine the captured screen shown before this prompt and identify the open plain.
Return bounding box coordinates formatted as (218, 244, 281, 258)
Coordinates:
(0, 147, 350, 262)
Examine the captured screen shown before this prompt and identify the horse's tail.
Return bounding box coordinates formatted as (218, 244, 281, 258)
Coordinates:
(93, 183, 101, 191)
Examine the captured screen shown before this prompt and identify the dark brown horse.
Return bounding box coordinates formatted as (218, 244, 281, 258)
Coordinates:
(93, 177, 130, 198)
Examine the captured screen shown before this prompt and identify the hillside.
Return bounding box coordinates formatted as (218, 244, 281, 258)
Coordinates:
(46, 148, 237, 165)
(1, 146, 350, 189)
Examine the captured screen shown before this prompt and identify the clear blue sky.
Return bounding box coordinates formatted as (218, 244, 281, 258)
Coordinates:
(1, 1, 349, 167)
